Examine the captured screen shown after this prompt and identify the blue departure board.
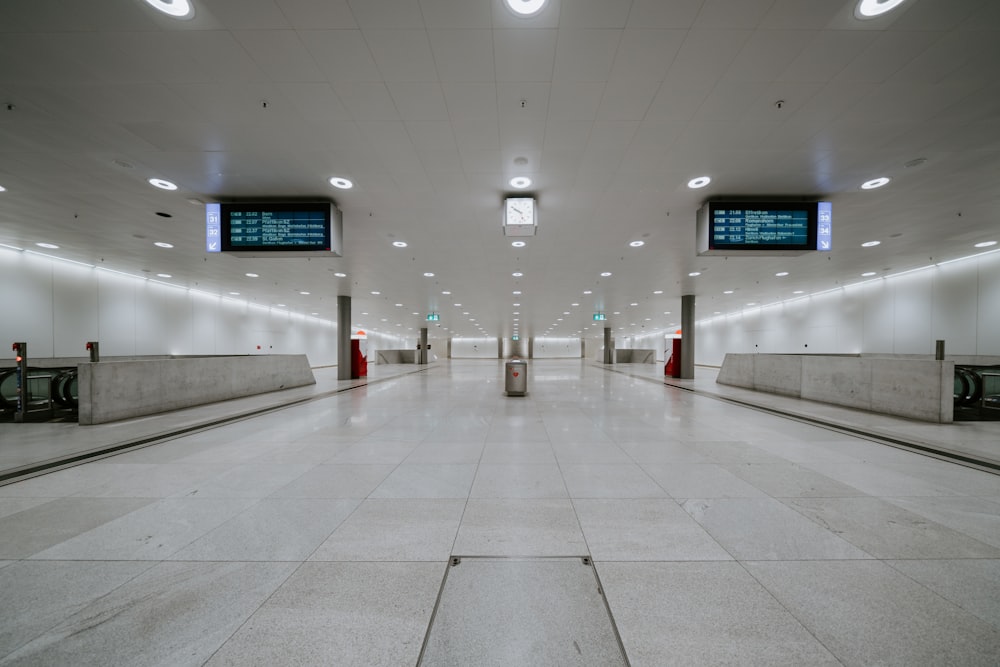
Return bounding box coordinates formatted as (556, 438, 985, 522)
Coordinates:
(214, 202, 342, 257)
(696, 201, 831, 256)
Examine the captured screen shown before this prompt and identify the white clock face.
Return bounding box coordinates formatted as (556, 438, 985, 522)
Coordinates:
(506, 198, 534, 226)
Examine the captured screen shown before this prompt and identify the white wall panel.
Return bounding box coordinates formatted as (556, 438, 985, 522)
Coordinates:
(976, 253, 1000, 355)
(533, 337, 581, 358)
(97, 271, 137, 356)
(452, 337, 498, 358)
(0, 253, 56, 356)
(933, 260, 978, 354)
(892, 271, 933, 354)
(52, 262, 98, 357)
(861, 280, 894, 353)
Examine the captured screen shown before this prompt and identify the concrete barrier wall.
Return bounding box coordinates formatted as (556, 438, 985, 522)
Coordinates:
(615, 349, 656, 363)
(78, 355, 315, 425)
(717, 353, 954, 423)
(376, 350, 416, 364)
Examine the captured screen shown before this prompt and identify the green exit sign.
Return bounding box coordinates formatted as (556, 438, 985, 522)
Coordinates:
(593, 313, 606, 321)
(512, 335, 520, 341)
(426, 313, 440, 321)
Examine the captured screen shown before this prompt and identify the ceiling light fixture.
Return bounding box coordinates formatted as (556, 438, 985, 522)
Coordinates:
(371, 291, 381, 295)
(583, 290, 592, 295)
(862, 240, 881, 247)
(511, 240, 526, 248)
(653, 290, 663, 294)
(504, 0, 547, 17)
(245, 273, 259, 278)
(143, 0, 194, 18)
(36, 242, 59, 249)
(513, 291, 521, 295)
(793, 290, 805, 294)
(512, 272, 523, 277)
(629, 240, 644, 247)
(0, 185, 6, 192)
(509, 176, 532, 189)
(861, 177, 891, 190)
(855, 0, 909, 19)
(687, 176, 711, 189)
(775, 272, 789, 277)
(157, 273, 172, 278)
(423, 272, 435, 277)
(862, 271, 877, 277)
(300, 291, 311, 295)
(974, 241, 997, 248)
(148, 178, 178, 190)
(154, 241, 173, 248)
(334, 272, 347, 278)
(600, 272, 612, 277)
(688, 271, 701, 277)
(328, 176, 353, 189)
(723, 290, 734, 294)
(392, 241, 407, 248)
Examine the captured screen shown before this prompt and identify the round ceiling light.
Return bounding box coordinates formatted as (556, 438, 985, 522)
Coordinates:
(334, 272, 347, 278)
(143, 0, 194, 19)
(629, 240, 645, 247)
(775, 271, 789, 277)
(300, 291, 310, 295)
(36, 242, 60, 249)
(157, 273, 172, 278)
(328, 176, 353, 189)
(0, 185, 6, 192)
(423, 272, 435, 277)
(974, 241, 997, 248)
(512, 272, 523, 277)
(509, 176, 532, 189)
(600, 272, 612, 277)
(245, 273, 259, 278)
(688, 271, 701, 277)
(861, 240, 881, 247)
(154, 241, 174, 248)
(148, 178, 178, 190)
(687, 176, 711, 189)
(862, 271, 877, 277)
(855, 0, 908, 19)
(392, 241, 408, 248)
(511, 240, 526, 248)
(504, 0, 547, 17)
(371, 291, 381, 295)
(861, 177, 891, 190)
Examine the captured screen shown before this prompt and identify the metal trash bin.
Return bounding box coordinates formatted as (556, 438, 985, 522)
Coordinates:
(505, 360, 527, 396)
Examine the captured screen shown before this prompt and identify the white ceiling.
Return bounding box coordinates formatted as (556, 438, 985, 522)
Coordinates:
(1, 0, 998, 341)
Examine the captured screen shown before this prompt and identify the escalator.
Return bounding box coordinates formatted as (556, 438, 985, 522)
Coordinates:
(0, 367, 78, 422)
(954, 365, 1000, 421)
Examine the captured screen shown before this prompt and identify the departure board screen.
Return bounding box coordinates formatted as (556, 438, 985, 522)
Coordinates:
(220, 203, 333, 252)
(708, 203, 816, 251)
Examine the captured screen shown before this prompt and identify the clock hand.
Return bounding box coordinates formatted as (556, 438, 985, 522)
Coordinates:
(512, 207, 523, 215)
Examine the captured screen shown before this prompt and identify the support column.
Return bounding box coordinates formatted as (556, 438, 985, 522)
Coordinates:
(498, 337, 504, 359)
(419, 327, 428, 364)
(681, 294, 695, 379)
(527, 337, 534, 359)
(580, 338, 585, 359)
(447, 337, 452, 359)
(337, 295, 351, 380)
(603, 327, 613, 364)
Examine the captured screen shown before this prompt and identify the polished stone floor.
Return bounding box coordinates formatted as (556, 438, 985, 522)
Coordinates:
(0, 360, 998, 666)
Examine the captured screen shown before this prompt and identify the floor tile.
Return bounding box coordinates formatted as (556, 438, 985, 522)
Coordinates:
(597, 561, 840, 666)
(797, 461, 959, 497)
(324, 440, 419, 464)
(551, 442, 634, 464)
(879, 461, 1000, 497)
(688, 441, 791, 464)
(72, 463, 232, 498)
(479, 442, 557, 464)
(0, 560, 154, 657)
(470, 464, 568, 498)
(30, 497, 257, 561)
(783, 496, 1000, 559)
(453, 499, 587, 557)
(169, 498, 361, 561)
(681, 498, 872, 560)
(887, 559, 1000, 630)
(310, 499, 465, 561)
(0, 463, 137, 498)
(617, 440, 712, 464)
(642, 463, 767, 499)
(561, 464, 667, 499)
(204, 562, 442, 667)
(174, 463, 313, 498)
(267, 464, 395, 498)
(0, 497, 155, 559)
(745, 560, 1000, 667)
(1, 561, 296, 667)
(369, 463, 476, 499)
(574, 499, 731, 561)
(403, 441, 485, 464)
(0, 497, 54, 520)
(883, 495, 1000, 548)
(723, 462, 864, 498)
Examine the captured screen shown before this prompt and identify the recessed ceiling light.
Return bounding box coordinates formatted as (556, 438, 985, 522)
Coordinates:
(392, 241, 407, 248)
(395, 303, 403, 307)
(157, 273, 172, 278)
(276, 303, 286, 307)
(300, 291, 311, 295)
(855, 0, 908, 19)
(509, 176, 532, 189)
(512, 272, 523, 277)
(629, 240, 645, 247)
(974, 241, 997, 248)
(613, 312, 620, 315)
(861, 177, 891, 190)
(511, 240, 526, 248)
(143, 0, 194, 18)
(329, 176, 353, 189)
(861, 240, 881, 247)
(563, 311, 570, 315)
(775, 271, 789, 277)
(229, 291, 240, 295)
(148, 178, 178, 190)
(454, 303, 462, 307)
(371, 291, 381, 295)
(362, 312, 368, 315)
(312, 312, 320, 316)
(0, 185, 6, 192)
(412, 312, 419, 315)
(513, 291, 521, 295)
(793, 290, 805, 294)
(862, 271, 877, 277)
(334, 272, 347, 278)
(653, 290, 663, 294)
(687, 176, 711, 189)
(583, 290, 592, 295)
(688, 271, 701, 277)
(557, 318, 563, 321)
(504, 0, 547, 17)
(571, 303, 579, 307)
(154, 241, 174, 248)
(723, 290, 734, 294)
(442, 291, 452, 295)
(245, 273, 259, 278)
(600, 272, 612, 277)
(746, 302, 757, 306)
(663, 311, 670, 315)
(630, 302, 638, 307)
(36, 242, 59, 249)
(514, 303, 521, 306)
(423, 272, 435, 277)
